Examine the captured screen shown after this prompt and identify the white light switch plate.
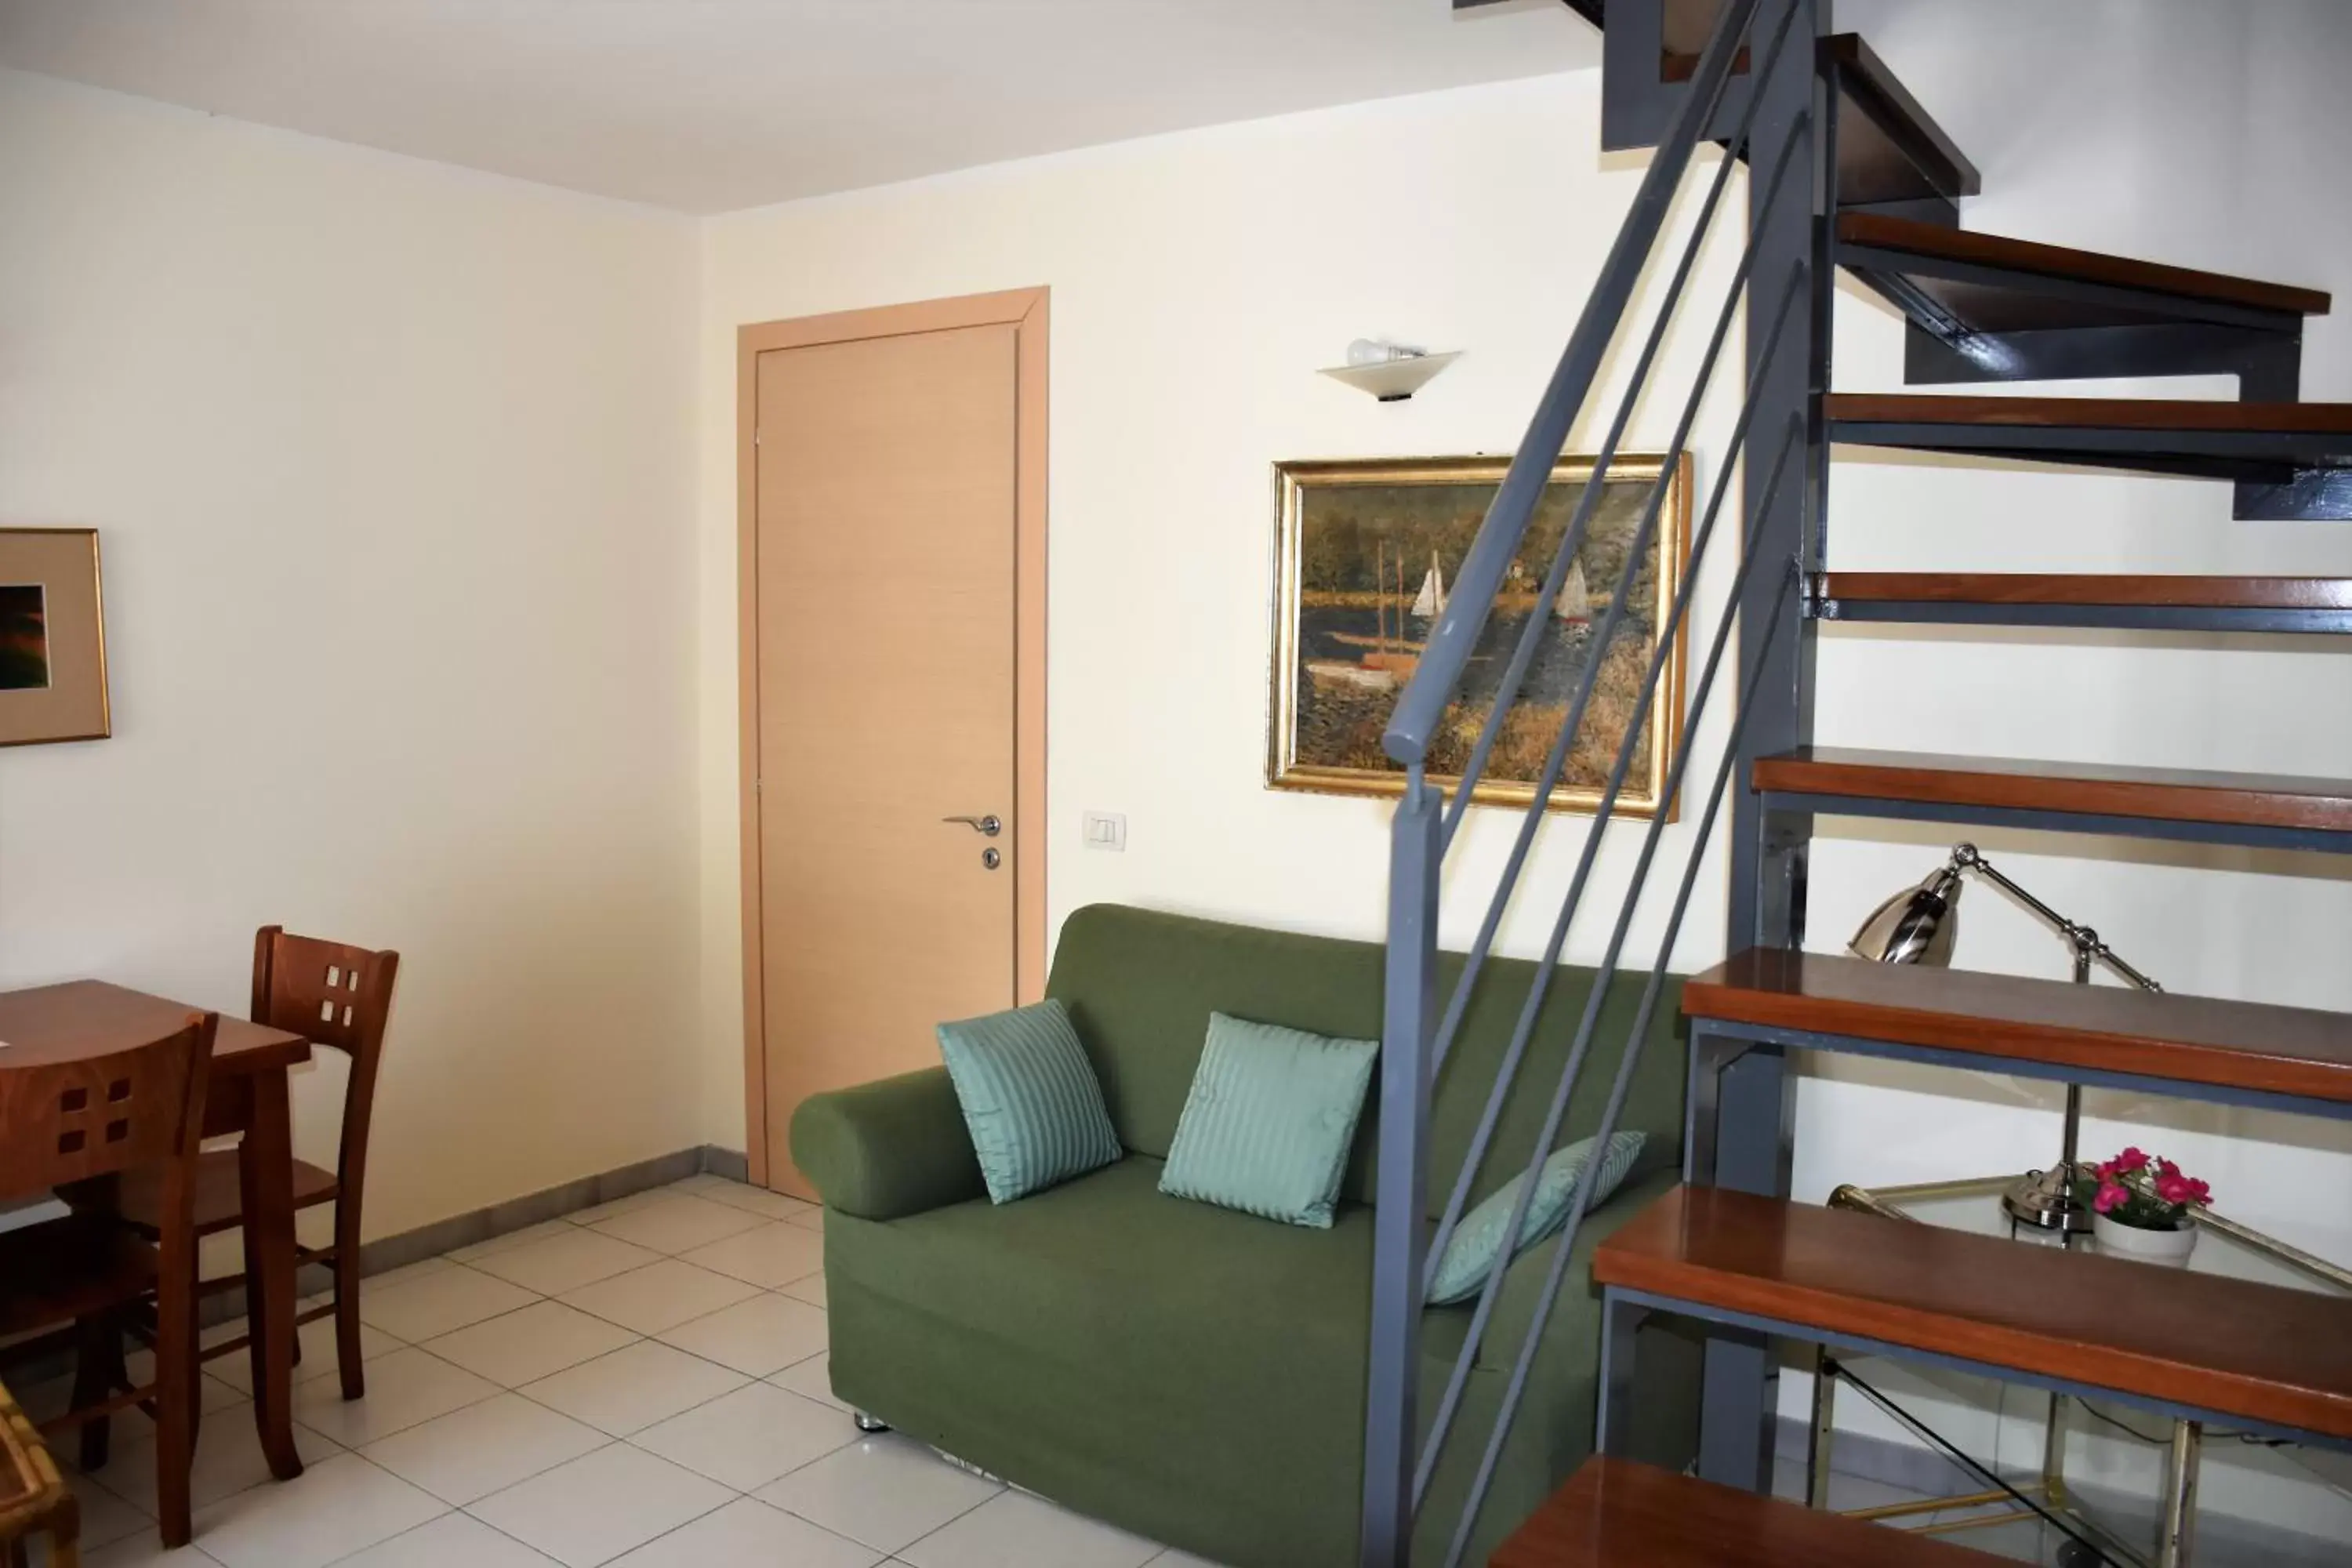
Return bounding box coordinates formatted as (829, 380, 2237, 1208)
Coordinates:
(1082, 811, 1127, 851)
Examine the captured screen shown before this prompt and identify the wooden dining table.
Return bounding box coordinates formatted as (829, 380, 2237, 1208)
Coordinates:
(0, 980, 313, 1482)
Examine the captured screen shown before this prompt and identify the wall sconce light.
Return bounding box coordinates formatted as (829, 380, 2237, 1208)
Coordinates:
(1317, 339, 1461, 402)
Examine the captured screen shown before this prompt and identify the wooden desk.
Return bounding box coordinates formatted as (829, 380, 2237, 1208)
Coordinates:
(0, 982, 312, 1483)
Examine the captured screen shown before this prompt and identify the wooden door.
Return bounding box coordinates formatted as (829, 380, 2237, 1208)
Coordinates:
(747, 314, 1033, 1196)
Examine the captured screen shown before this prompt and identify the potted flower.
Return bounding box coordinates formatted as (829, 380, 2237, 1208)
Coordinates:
(2078, 1146, 2212, 1268)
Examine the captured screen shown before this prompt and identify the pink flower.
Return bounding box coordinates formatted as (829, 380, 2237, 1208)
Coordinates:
(2156, 1174, 2194, 1206)
(2094, 1160, 2118, 1180)
(2114, 1147, 2151, 1174)
(2158, 1158, 2181, 1179)
(2094, 1181, 2129, 1214)
(2187, 1178, 2212, 1205)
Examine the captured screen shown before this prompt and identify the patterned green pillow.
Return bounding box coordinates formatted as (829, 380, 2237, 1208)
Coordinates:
(1427, 1131, 1648, 1305)
(935, 999, 1122, 1203)
(1158, 1012, 1379, 1229)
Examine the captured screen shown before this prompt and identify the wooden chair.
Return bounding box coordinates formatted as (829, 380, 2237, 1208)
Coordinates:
(0, 1013, 212, 1549)
(1, 1374, 78, 1568)
(114, 929, 399, 1402)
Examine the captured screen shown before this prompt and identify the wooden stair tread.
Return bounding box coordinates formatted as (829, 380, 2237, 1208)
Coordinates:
(1491, 1455, 1999, 1568)
(1816, 573, 2352, 611)
(1594, 1186, 2352, 1440)
(1663, 33, 1978, 209)
(1830, 394, 2352, 435)
(1838, 212, 2332, 322)
(1686, 949, 2352, 1105)
(1753, 746, 2352, 834)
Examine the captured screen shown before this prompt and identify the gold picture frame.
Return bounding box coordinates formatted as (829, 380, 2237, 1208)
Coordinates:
(0, 528, 111, 747)
(1266, 454, 1692, 818)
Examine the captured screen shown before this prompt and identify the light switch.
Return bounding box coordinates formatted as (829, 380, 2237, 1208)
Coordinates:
(1082, 811, 1127, 851)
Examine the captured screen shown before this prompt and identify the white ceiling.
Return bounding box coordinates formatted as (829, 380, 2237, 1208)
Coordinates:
(0, 0, 1599, 214)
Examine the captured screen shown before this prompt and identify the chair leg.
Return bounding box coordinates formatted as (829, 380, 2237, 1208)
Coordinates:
(333, 1227, 366, 1402)
(154, 1298, 195, 1549)
(70, 1315, 117, 1472)
(5, 1537, 29, 1568)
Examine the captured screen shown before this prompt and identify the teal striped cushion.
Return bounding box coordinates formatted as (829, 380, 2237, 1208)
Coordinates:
(936, 999, 1123, 1204)
(1157, 1012, 1378, 1229)
(1427, 1131, 1647, 1305)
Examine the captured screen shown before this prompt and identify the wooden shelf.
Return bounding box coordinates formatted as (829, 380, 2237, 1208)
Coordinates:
(1685, 949, 2352, 1106)
(1595, 1186, 2352, 1440)
(1492, 1456, 2000, 1568)
(1751, 746, 2352, 837)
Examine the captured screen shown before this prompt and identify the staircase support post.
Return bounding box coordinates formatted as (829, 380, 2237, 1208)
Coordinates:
(1360, 775, 1440, 1567)
(1708, 0, 1831, 1494)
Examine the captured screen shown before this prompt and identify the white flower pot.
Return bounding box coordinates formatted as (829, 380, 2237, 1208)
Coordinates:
(2092, 1212, 2198, 1269)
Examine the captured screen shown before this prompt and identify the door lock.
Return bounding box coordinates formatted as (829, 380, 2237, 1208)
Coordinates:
(981, 847, 1002, 870)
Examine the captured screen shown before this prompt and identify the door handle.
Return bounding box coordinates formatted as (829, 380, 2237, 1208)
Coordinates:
(942, 814, 1002, 837)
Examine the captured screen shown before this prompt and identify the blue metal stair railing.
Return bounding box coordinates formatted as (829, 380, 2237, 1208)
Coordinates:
(1358, 1, 1824, 1563)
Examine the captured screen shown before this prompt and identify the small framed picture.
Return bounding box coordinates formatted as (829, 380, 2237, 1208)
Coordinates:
(1266, 454, 1692, 818)
(0, 528, 111, 746)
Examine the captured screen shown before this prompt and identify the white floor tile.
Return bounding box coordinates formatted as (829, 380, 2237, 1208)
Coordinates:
(557, 1259, 761, 1336)
(517, 1341, 749, 1436)
(365, 1257, 459, 1291)
(767, 1352, 850, 1414)
(361, 1392, 609, 1506)
(190, 1452, 446, 1568)
(292, 1347, 501, 1447)
(757, 1433, 1001, 1555)
(469, 1229, 662, 1296)
(690, 1183, 820, 1223)
(629, 1382, 854, 1492)
(329, 1510, 565, 1566)
(896, 1490, 1160, 1568)
(448, 1219, 581, 1265)
(561, 1188, 687, 1229)
(71, 1464, 158, 1548)
(358, 1265, 540, 1343)
(780, 1273, 828, 1308)
(785, 1210, 825, 1234)
(75, 1529, 228, 1566)
(89, 1403, 339, 1515)
(203, 1309, 401, 1394)
(677, 1223, 826, 1290)
(655, 1294, 828, 1377)
(607, 1496, 881, 1568)
(467, 1442, 734, 1568)
(585, 1195, 768, 1254)
(420, 1300, 640, 1387)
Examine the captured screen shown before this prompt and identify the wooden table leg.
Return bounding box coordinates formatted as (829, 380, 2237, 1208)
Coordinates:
(238, 1066, 304, 1481)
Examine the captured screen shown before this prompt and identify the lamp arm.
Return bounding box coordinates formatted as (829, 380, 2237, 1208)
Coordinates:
(1948, 844, 2162, 993)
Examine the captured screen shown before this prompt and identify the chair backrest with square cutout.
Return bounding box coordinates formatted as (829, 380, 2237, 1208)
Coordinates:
(250, 927, 400, 1196)
(0, 1011, 214, 1195)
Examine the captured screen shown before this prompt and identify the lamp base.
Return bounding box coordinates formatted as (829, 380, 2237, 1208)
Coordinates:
(2003, 1164, 2093, 1235)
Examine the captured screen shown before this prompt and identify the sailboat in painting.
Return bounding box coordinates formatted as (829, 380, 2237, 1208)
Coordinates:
(1409, 552, 1446, 619)
(1555, 557, 1592, 625)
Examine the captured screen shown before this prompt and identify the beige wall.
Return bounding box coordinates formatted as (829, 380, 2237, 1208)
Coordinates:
(0, 69, 706, 1239)
(695, 71, 1751, 1149)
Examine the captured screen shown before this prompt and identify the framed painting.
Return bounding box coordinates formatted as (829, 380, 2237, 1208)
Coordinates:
(0, 529, 110, 747)
(1266, 453, 1692, 818)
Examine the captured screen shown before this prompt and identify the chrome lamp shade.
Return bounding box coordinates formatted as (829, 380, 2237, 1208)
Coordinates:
(1846, 865, 1963, 967)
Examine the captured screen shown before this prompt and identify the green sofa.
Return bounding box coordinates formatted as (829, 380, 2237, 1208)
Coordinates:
(789, 904, 1697, 1566)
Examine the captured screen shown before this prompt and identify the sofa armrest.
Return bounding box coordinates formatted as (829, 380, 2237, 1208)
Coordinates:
(789, 1067, 986, 1221)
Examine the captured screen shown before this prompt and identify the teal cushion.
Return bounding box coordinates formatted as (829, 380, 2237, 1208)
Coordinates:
(1428, 1131, 1647, 1305)
(1157, 1012, 1378, 1229)
(936, 999, 1123, 1204)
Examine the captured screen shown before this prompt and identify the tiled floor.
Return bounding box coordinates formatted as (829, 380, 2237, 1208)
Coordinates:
(13, 1174, 1211, 1568)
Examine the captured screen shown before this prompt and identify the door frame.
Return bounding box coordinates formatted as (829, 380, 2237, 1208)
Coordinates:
(736, 287, 1051, 1187)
